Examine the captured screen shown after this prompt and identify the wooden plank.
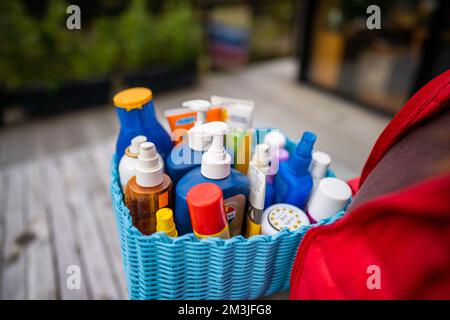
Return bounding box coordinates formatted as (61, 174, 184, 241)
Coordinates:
(24, 161, 57, 299)
(59, 150, 121, 300)
(89, 142, 128, 298)
(1, 165, 26, 299)
(0, 169, 9, 297)
(41, 157, 89, 299)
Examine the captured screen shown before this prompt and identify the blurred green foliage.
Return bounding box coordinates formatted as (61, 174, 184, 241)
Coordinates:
(0, 0, 201, 89)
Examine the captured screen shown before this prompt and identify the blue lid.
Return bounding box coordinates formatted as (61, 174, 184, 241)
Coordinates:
(288, 131, 316, 175)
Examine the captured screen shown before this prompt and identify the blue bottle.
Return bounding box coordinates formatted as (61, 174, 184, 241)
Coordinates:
(264, 181, 275, 209)
(274, 131, 316, 209)
(175, 122, 249, 236)
(166, 100, 212, 186)
(114, 87, 172, 160)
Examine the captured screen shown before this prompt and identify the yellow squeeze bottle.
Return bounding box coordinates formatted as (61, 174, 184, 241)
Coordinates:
(156, 208, 178, 237)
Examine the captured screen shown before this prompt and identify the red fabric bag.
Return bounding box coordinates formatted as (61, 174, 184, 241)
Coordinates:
(290, 70, 450, 299)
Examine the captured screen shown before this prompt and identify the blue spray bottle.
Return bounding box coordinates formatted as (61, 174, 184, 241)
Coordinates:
(114, 87, 172, 160)
(166, 100, 212, 186)
(175, 122, 249, 236)
(274, 131, 316, 209)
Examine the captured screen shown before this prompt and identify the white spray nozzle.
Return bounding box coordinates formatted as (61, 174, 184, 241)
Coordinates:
(129, 135, 147, 155)
(136, 142, 164, 187)
(183, 99, 211, 126)
(201, 121, 232, 180)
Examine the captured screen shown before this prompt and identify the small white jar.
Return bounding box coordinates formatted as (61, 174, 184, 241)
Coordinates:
(261, 204, 310, 236)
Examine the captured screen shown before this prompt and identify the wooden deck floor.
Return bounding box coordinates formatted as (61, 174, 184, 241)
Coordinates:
(0, 59, 390, 299)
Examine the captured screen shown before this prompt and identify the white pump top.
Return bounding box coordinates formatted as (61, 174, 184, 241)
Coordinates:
(136, 142, 164, 187)
(200, 121, 232, 180)
(183, 99, 212, 152)
(264, 131, 286, 149)
(251, 143, 271, 174)
(128, 135, 147, 155)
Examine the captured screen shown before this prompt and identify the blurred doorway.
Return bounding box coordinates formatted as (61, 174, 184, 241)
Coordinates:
(298, 0, 450, 115)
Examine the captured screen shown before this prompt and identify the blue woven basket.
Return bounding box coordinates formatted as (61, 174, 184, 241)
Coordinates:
(110, 154, 345, 299)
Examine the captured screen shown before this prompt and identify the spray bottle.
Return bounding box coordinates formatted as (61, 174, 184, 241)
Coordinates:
(175, 121, 249, 236)
(118, 135, 147, 191)
(166, 99, 212, 186)
(125, 142, 172, 235)
(274, 131, 316, 209)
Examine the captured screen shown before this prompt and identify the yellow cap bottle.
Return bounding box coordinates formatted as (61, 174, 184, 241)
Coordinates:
(156, 208, 178, 237)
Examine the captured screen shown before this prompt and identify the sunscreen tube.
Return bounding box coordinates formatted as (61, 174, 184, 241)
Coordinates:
(210, 95, 254, 129)
(165, 107, 223, 143)
(245, 144, 271, 237)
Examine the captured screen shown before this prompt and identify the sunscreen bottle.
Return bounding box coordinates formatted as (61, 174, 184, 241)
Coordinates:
(125, 142, 172, 235)
(306, 151, 332, 207)
(187, 183, 230, 239)
(113, 87, 172, 159)
(274, 131, 316, 209)
(118, 135, 147, 190)
(156, 208, 178, 237)
(245, 144, 275, 237)
(175, 122, 249, 236)
(166, 99, 212, 186)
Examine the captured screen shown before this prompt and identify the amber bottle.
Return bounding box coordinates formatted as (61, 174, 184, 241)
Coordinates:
(125, 142, 172, 235)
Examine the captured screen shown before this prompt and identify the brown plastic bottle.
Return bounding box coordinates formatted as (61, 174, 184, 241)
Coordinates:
(125, 142, 172, 235)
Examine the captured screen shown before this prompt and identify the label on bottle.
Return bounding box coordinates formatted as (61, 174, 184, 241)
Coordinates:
(248, 165, 266, 211)
(247, 165, 266, 227)
(158, 191, 169, 208)
(223, 194, 246, 237)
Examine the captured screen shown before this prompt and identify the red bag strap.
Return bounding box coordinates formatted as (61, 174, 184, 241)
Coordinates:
(359, 70, 450, 188)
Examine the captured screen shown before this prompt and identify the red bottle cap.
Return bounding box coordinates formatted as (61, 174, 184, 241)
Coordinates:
(187, 183, 227, 236)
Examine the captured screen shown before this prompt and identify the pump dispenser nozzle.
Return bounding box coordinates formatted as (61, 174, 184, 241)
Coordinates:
(183, 99, 212, 152)
(200, 121, 231, 180)
(136, 142, 164, 187)
(129, 135, 147, 155)
(288, 131, 316, 175)
(183, 99, 211, 125)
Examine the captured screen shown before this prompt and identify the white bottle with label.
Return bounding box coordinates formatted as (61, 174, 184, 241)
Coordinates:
(119, 135, 147, 190)
(306, 151, 332, 207)
(245, 143, 271, 237)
